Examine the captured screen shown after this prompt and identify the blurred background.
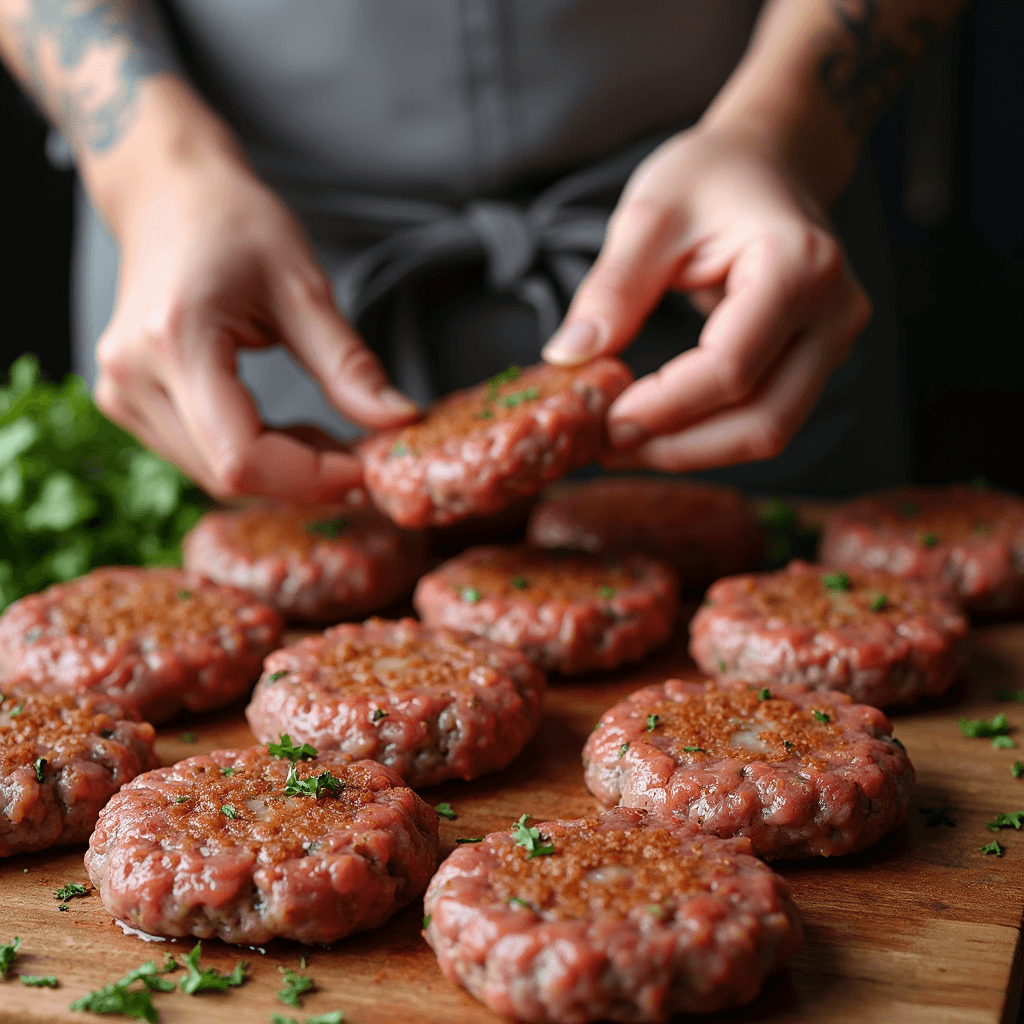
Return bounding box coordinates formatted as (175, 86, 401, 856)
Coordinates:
(1, 0, 1021, 496)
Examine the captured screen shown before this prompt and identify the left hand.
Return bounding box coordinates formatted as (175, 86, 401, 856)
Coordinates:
(541, 120, 872, 473)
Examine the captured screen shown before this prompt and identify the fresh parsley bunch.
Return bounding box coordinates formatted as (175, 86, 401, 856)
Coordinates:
(0, 355, 208, 611)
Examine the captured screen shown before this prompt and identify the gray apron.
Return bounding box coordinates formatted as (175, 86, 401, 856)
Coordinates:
(71, 0, 905, 496)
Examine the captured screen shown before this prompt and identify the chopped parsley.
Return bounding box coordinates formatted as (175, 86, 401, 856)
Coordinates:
(486, 364, 521, 401)
(511, 814, 555, 859)
(268, 734, 318, 761)
(474, 408, 494, 420)
(277, 967, 315, 1008)
(20, 975, 59, 987)
(221, 805, 238, 820)
(220, 766, 237, 776)
(461, 586, 482, 604)
(682, 746, 706, 754)
(0, 936, 21, 977)
(284, 764, 343, 799)
(9, 704, 23, 717)
(599, 586, 616, 599)
(178, 942, 247, 994)
(986, 810, 1024, 832)
(53, 883, 88, 901)
(869, 593, 887, 612)
(822, 571, 850, 592)
(508, 896, 531, 909)
(371, 708, 389, 722)
(759, 499, 799, 532)
(993, 735, 1017, 749)
(998, 688, 1024, 704)
(497, 386, 539, 408)
(757, 688, 772, 701)
(784, 740, 794, 751)
(422, 914, 431, 929)
(267, 670, 288, 684)
(898, 502, 917, 516)
(973, 523, 991, 535)
(718, 660, 727, 673)
(58, 904, 69, 912)
(176, 589, 192, 600)
(958, 712, 1010, 738)
(306, 517, 347, 539)
(918, 806, 956, 828)
(646, 713, 659, 731)
(70, 960, 177, 1022)
(920, 532, 940, 548)
(179, 732, 196, 743)
(1013, 761, 1024, 779)
(618, 743, 629, 758)
(33, 757, 46, 782)
(891, 737, 906, 749)
(174, 795, 189, 804)
(390, 442, 409, 458)
(979, 840, 1005, 857)
(434, 802, 457, 820)
(455, 836, 484, 844)
(271, 1014, 344, 1024)
(510, 576, 528, 590)
(812, 710, 831, 725)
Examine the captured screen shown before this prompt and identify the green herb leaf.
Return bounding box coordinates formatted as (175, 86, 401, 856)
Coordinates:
(53, 883, 88, 901)
(179, 732, 196, 743)
(486, 365, 521, 401)
(997, 688, 1024, 704)
(221, 805, 238, 820)
(220, 766, 237, 776)
(618, 743, 629, 758)
(598, 585, 616, 599)
(869, 593, 887, 611)
(510, 576, 528, 590)
(371, 708, 389, 722)
(979, 840, 1004, 857)
(1013, 761, 1024, 779)
(268, 734, 318, 761)
(20, 974, 59, 987)
(0, 936, 21, 976)
(497, 386, 539, 409)
(813, 710, 831, 725)
(33, 757, 46, 782)
(272, 1015, 344, 1024)
(284, 764, 343, 799)
(306, 518, 347, 539)
(993, 735, 1017, 749)
(891, 736, 906, 750)
(973, 523, 990, 535)
(267, 670, 288, 684)
(987, 811, 1024, 832)
(920, 532, 940, 547)
(69, 984, 160, 1022)
(822, 571, 850, 592)
(422, 914, 431, 929)
(508, 896, 531, 909)
(434, 802, 457, 820)
(646, 713, 659, 732)
(717, 659, 727, 673)
(277, 967, 314, 1008)
(511, 814, 555, 859)
(898, 502, 918, 517)
(958, 712, 1010, 738)
(757, 688, 772, 701)
(460, 586, 482, 604)
(176, 590, 192, 600)
(682, 746, 706, 753)
(9, 705, 23, 718)
(455, 837, 484, 844)
(390, 442, 409, 458)
(178, 942, 247, 994)
(174, 795, 189, 804)
(474, 409, 494, 420)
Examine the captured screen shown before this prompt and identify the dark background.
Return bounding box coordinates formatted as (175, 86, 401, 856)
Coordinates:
(1, 1, 1021, 494)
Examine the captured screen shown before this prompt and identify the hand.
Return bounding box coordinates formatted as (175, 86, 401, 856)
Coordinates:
(93, 149, 418, 501)
(542, 121, 871, 473)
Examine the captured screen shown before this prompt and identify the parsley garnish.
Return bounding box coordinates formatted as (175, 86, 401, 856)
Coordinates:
(461, 586, 481, 603)
(759, 499, 799, 532)
(277, 967, 314, 1007)
(180, 732, 196, 743)
(58, 904, 69, 912)
(646, 714, 659, 731)
(508, 896, 531, 909)
(9, 705, 23, 717)
(174, 795, 189, 804)
(70, 960, 177, 1022)
(891, 737, 906, 749)
(998, 688, 1024, 704)
(390, 442, 409, 458)
(54, 883, 88, 901)
(822, 571, 850, 591)
(813, 710, 831, 725)
(510, 576, 528, 589)
(455, 837, 484, 844)
(220, 766, 236, 776)
(0, 936, 21, 977)
(176, 590, 192, 600)
(306, 518, 347, 539)
(267, 670, 287, 684)
(285, 764, 343, 799)
(717, 659, 727, 673)
(869, 593, 887, 611)
(993, 735, 1017, 749)
(268, 734, 318, 761)
(371, 708, 388, 722)
(272, 1014, 344, 1024)
(33, 757, 46, 782)
(682, 746, 706, 753)
(973, 523, 990, 535)
(221, 805, 238, 820)
(618, 743, 629, 758)
(986, 810, 1024, 832)
(958, 712, 1010, 738)
(474, 408, 494, 420)
(979, 840, 1004, 857)
(757, 688, 772, 701)
(511, 814, 554, 859)
(178, 942, 247, 994)
(20, 975, 59, 987)
(919, 806, 956, 828)
(486, 365, 521, 401)
(497, 386, 539, 408)
(434, 802, 457, 820)
(1013, 761, 1024, 779)
(598, 586, 616, 599)
(921, 532, 940, 547)
(422, 914, 431, 929)
(898, 502, 917, 516)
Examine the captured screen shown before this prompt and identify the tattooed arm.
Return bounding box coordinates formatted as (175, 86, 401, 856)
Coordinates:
(546, 0, 968, 474)
(0, 1, 417, 500)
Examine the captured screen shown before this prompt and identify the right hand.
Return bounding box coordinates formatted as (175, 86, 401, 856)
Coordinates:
(93, 148, 419, 502)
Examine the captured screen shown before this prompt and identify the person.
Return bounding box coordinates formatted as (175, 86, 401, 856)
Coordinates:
(0, 0, 965, 502)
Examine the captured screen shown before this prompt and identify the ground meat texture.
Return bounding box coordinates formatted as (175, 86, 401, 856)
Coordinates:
(0, 689, 157, 858)
(85, 747, 438, 945)
(414, 545, 678, 675)
(820, 484, 1024, 615)
(245, 617, 545, 788)
(688, 560, 968, 707)
(423, 806, 802, 1023)
(0, 567, 283, 723)
(181, 503, 429, 623)
(528, 477, 764, 588)
(359, 359, 633, 529)
(583, 680, 913, 861)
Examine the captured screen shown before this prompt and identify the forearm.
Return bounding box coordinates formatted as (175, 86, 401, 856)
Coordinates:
(702, 0, 966, 205)
(0, 1, 244, 232)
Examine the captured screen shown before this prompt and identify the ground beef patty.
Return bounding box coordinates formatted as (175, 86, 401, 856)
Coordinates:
(246, 617, 545, 788)
(0, 689, 157, 858)
(86, 747, 438, 945)
(359, 359, 633, 529)
(820, 484, 1024, 615)
(584, 680, 912, 860)
(689, 560, 968, 706)
(423, 806, 802, 1023)
(0, 567, 283, 723)
(181, 502, 428, 623)
(414, 544, 678, 675)
(528, 477, 764, 588)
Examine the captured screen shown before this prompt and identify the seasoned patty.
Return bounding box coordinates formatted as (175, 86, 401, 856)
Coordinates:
(414, 545, 678, 675)
(423, 806, 803, 1023)
(245, 617, 546, 788)
(85, 746, 439, 945)
(181, 502, 429, 623)
(0, 567, 283, 723)
(528, 477, 764, 588)
(820, 484, 1024, 615)
(689, 560, 968, 706)
(583, 680, 913, 860)
(0, 688, 158, 858)
(359, 359, 633, 529)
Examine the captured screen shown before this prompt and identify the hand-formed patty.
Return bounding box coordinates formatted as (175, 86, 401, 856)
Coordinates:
(0, 567, 283, 723)
(689, 560, 968, 706)
(85, 747, 439, 945)
(820, 484, 1024, 615)
(583, 680, 913, 860)
(423, 806, 803, 1023)
(181, 502, 429, 623)
(528, 476, 764, 588)
(414, 544, 678, 675)
(0, 688, 157, 857)
(359, 359, 633, 528)
(245, 617, 546, 788)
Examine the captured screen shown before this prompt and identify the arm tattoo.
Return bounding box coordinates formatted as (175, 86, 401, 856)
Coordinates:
(14, 1, 177, 154)
(820, 0, 934, 134)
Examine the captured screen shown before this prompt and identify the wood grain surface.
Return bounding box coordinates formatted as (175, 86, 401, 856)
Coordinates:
(2, 616, 1023, 1024)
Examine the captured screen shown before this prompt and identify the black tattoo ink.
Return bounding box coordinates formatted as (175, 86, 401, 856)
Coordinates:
(15, 1, 174, 153)
(820, 0, 934, 134)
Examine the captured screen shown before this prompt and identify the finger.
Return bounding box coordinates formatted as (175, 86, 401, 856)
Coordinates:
(605, 229, 849, 448)
(272, 271, 419, 428)
(603, 293, 869, 474)
(542, 199, 688, 365)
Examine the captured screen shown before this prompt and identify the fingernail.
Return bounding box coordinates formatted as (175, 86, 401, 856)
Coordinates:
(608, 420, 645, 448)
(378, 387, 419, 415)
(542, 320, 602, 365)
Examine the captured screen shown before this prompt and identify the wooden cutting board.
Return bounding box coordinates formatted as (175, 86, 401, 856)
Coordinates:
(2, 618, 1023, 1024)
